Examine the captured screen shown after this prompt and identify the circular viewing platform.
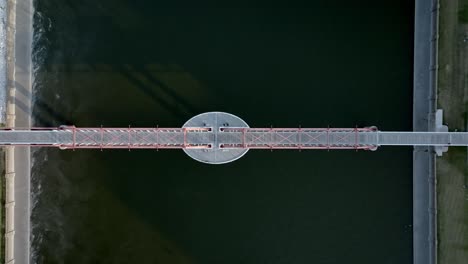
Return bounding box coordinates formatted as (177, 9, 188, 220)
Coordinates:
(182, 112, 250, 164)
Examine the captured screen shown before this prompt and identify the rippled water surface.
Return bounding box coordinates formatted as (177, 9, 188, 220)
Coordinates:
(31, 1, 414, 263)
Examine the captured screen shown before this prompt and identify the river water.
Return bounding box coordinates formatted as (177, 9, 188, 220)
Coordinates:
(31, 1, 414, 263)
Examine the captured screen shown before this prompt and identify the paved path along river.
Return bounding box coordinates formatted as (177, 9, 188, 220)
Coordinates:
(413, 0, 438, 264)
(12, 0, 33, 263)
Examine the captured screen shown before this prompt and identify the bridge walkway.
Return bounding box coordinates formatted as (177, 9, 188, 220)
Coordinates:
(1, 127, 468, 149)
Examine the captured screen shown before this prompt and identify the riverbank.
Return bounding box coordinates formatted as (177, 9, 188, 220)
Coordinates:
(436, 0, 468, 263)
(3, 0, 15, 263)
(0, 0, 8, 260)
(1, 0, 13, 263)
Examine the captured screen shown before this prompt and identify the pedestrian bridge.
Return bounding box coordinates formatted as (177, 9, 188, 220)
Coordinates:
(0, 112, 464, 164)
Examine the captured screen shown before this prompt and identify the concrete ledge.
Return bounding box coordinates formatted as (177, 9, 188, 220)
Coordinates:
(5, 202, 14, 232)
(4, 0, 18, 263)
(5, 147, 14, 172)
(5, 172, 14, 203)
(5, 231, 14, 263)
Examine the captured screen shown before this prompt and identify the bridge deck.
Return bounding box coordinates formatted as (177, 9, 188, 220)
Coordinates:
(1, 127, 468, 149)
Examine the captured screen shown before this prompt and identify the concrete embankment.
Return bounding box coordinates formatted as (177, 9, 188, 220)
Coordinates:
(4, 0, 33, 263)
(4, 0, 16, 263)
(413, 0, 439, 264)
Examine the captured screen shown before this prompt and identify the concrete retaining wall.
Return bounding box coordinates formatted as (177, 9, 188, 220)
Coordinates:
(413, 1, 439, 264)
(5, 0, 17, 263)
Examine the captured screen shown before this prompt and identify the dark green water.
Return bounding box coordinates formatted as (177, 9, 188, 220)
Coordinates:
(31, 1, 414, 263)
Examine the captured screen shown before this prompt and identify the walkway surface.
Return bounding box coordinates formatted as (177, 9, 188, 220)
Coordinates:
(413, 0, 438, 264)
(12, 0, 33, 263)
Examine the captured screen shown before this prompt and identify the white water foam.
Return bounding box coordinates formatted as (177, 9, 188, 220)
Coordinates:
(30, 8, 50, 263)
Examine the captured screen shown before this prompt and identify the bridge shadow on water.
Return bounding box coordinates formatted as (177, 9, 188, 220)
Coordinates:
(111, 64, 199, 121)
(14, 80, 72, 127)
(131, 64, 199, 116)
(29, 62, 205, 127)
